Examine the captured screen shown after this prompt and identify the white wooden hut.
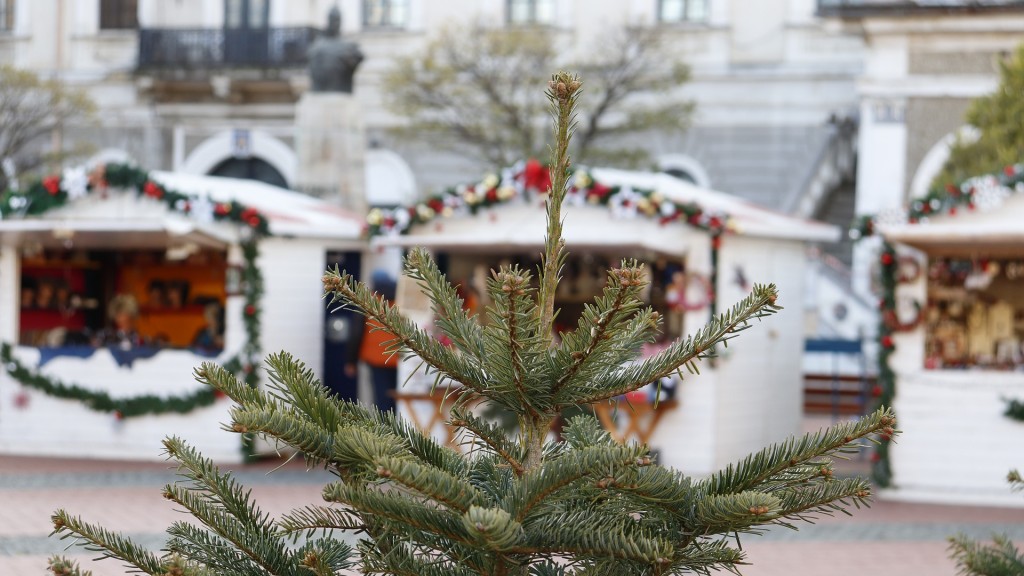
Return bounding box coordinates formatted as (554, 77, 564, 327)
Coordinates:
(0, 170, 364, 462)
(375, 167, 838, 476)
(878, 190, 1024, 506)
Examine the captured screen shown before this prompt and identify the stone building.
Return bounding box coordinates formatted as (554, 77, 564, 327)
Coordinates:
(819, 1, 1024, 299)
(1, 0, 860, 220)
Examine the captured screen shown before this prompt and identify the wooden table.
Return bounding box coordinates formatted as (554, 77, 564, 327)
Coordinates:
(390, 389, 467, 446)
(393, 389, 679, 448)
(592, 400, 679, 445)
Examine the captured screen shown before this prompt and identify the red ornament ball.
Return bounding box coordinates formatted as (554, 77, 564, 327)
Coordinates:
(113, 410, 124, 421)
(880, 253, 894, 266)
(881, 335, 894, 349)
(244, 304, 256, 316)
(871, 384, 883, 397)
(43, 176, 61, 195)
(215, 203, 231, 216)
(213, 389, 227, 400)
(12, 391, 30, 410)
(870, 452, 882, 463)
(143, 181, 163, 199)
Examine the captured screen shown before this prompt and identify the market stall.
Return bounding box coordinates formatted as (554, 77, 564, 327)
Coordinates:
(0, 166, 363, 462)
(372, 164, 838, 476)
(867, 166, 1024, 505)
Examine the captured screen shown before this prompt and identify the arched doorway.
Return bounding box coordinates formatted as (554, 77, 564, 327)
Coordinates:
(208, 156, 288, 188)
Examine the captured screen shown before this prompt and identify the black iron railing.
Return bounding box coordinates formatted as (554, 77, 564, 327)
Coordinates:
(138, 27, 318, 69)
(818, 0, 1024, 17)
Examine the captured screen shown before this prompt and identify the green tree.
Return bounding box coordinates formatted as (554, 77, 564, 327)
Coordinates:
(948, 471, 1024, 576)
(0, 66, 96, 191)
(49, 72, 894, 576)
(933, 45, 1024, 188)
(383, 25, 693, 169)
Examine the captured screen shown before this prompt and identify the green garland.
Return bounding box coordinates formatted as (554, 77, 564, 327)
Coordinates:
(1006, 399, 1024, 422)
(0, 342, 217, 417)
(872, 241, 898, 487)
(0, 162, 268, 460)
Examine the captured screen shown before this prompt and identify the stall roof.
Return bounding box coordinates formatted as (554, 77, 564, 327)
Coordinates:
(152, 171, 365, 240)
(374, 167, 838, 254)
(879, 193, 1024, 256)
(0, 172, 365, 246)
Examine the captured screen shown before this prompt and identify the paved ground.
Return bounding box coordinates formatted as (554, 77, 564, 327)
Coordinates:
(3, 436, 1024, 575)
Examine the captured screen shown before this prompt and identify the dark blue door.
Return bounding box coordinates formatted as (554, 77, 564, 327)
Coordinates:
(323, 250, 361, 401)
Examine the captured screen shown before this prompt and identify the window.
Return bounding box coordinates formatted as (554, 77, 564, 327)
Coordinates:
(224, 0, 269, 30)
(100, 0, 138, 30)
(19, 248, 228, 352)
(658, 0, 708, 23)
(508, 0, 555, 25)
(364, 0, 409, 28)
(924, 256, 1024, 371)
(0, 0, 14, 32)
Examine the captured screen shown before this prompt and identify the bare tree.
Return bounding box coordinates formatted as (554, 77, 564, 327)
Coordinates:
(383, 25, 693, 168)
(0, 66, 96, 190)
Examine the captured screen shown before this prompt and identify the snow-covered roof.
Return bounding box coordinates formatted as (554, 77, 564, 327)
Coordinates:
(879, 192, 1024, 254)
(592, 168, 838, 242)
(151, 171, 364, 240)
(374, 167, 837, 254)
(0, 172, 365, 246)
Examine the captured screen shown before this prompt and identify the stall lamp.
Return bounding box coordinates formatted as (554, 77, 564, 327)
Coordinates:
(166, 242, 199, 261)
(52, 228, 74, 249)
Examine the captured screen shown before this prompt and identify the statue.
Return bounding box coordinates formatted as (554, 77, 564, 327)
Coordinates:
(308, 7, 364, 93)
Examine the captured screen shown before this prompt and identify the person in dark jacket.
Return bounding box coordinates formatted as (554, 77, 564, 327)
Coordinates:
(345, 271, 399, 413)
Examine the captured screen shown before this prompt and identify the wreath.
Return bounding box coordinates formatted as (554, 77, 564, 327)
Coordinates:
(883, 297, 924, 332)
(668, 273, 713, 312)
(896, 256, 922, 283)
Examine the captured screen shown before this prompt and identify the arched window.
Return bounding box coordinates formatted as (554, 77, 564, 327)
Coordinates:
(658, 154, 711, 188)
(209, 157, 288, 189)
(663, 167, 697, 185)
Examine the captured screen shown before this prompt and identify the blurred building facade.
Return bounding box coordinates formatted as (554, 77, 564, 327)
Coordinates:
(819, 1, 1024, 302)
(0, 1, 861, 222)
(11, 1, 1020, 340)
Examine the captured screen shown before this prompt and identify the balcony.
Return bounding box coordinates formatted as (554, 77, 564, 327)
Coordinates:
(818, 0, 1024, 17)
(138, 27, 318, 71)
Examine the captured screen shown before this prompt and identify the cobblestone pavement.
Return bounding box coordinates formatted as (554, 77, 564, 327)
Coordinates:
(2, 454, 1024, 575)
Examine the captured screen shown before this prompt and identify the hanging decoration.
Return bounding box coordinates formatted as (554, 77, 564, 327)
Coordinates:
(0, 163, 268, 460)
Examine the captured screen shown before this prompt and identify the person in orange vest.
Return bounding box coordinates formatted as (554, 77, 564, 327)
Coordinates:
(345, 272, 399, 413)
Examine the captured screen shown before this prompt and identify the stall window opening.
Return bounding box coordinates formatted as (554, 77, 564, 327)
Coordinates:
(924, 257, 1024, 370)
(18, 248, 228, 354)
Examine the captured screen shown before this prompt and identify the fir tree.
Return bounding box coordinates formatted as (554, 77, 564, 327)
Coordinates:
(50, 72, 896, 576)
(933, 44, 1024, 188)
(948, 470, 1024, 576)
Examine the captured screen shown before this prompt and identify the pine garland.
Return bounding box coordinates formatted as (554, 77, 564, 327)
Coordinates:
(365, 161, 731, 239)
(0, 342, 218, 418)
(0, 163, 268, 458)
